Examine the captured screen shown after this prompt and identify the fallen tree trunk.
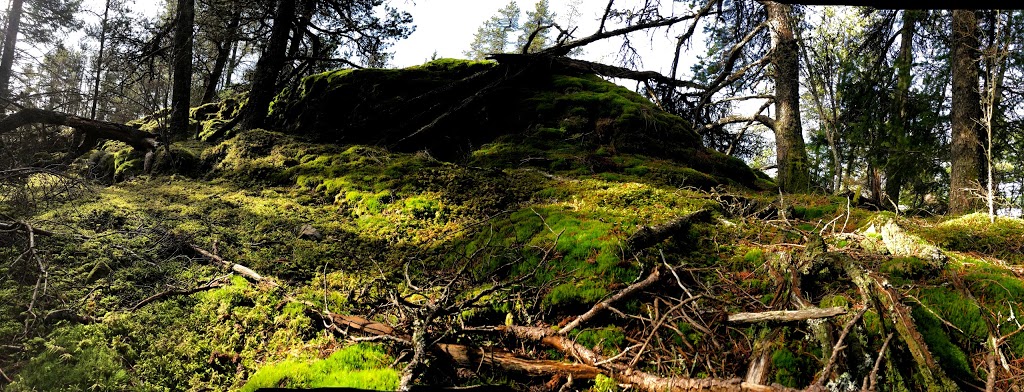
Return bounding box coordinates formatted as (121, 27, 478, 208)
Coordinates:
(0, 108, 159, 153)
(626, 209, 713, 251)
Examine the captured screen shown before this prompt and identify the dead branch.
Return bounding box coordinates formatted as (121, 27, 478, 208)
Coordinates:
(188, 244, 276, 286)
(862, 333, 894, 392)
(705, 114, 777, 132)
(437, 344, 601, 379)
(558, 266, 662, 334)
(813, 308, 867, 387)
(542, 0, 717, 57)
(497, 325, 799, 392)
(626, 209, 713, 251)
(0, 108, 159, 153)
(130, 280, 227, 311)
(727, 307, 846, 324)
(0, 220, 54, 237)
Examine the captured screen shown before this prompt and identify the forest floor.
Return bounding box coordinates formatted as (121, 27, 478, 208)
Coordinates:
(2, 59, 1023, 392)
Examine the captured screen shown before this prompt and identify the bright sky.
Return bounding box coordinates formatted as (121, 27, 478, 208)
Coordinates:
(389, 0, 703, 77)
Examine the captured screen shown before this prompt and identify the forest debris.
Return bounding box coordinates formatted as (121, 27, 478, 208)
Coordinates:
(130, 279, 227, 311)
(862, 216, 946, 267)
(436, 344, 601, 379)
(0, 107, 160, 154)
(626, 209, 712, 251)
(496, 325, 800, 392)
(558, 266, 662, 334)
(727, 307, 846, 324)
(813, 308, 866, 387)
(188, 244, 277, 286)
(296, 224, 322, 240)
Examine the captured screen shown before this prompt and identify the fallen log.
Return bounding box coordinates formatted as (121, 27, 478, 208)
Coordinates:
(0, 108, 159, 153)
(626, 209, 713, 251)
(727, 307, 847, 324)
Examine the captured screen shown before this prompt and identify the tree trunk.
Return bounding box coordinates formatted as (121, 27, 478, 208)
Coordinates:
(169, 0, 195, 135)
(240, 0, 296, 131)
(200, 9, 240, 104)
(90, 0, 111, 119)
(764, 1, 809, 193)
(0, 0, 24, 103)
(950, 10, 983, 215)
(884, 10, 917, 209)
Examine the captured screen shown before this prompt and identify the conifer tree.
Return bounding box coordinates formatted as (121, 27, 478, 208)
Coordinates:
(464, 1, 520, 60)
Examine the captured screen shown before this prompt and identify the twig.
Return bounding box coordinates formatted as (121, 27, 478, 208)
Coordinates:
(727, 307, 847, 324)
(814, 308, 867, 387)
(558, 266, 662, 334)
(863, 333, 894, 392)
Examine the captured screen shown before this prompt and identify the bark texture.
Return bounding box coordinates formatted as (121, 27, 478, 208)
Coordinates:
(240, 0, 296, 131)
(950, 10, 983, 215)
(170, 0, 195, 135)
(764, 1, 809, 193)
(0, 0, 24, 101)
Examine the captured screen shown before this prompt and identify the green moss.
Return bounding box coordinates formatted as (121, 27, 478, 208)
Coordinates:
(771, 347, 815, 388)
(919, 213, 1024, 263)
(571, 326, 626, 356)
(880, 256, 935, 282)
(590, 374, 620, 392)
(910, 303, 975, 381)
(240, 344, 399, 391)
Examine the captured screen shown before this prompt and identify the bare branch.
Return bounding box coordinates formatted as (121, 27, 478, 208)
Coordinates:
(705, 114, 776, 131)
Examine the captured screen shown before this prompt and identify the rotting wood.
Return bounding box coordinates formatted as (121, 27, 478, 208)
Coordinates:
(727, 307, 846, 324)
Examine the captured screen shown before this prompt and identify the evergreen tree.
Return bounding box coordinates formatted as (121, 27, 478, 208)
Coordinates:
(464, 1, 520, 60)
(517, 0, 554, 53)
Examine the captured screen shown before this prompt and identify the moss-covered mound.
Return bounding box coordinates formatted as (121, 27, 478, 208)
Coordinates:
(268, 58, 764, 189)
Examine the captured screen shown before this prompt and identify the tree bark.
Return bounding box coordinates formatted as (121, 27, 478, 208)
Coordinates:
(763, 1, 809, 193)
(0, 0, 24, 103)
(170, 0, 195, 135)
(726, 307, 846, 324)
(949, 10, 983, 215)
(240, 0, 296, 131)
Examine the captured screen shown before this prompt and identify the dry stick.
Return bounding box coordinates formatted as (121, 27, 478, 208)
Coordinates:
(628, 295, 703, 367)
(862, 333, 894, 392)
(0, 366, 10, 383)
(188, 244, 276, 286)
(130, 280, 226, 311)
(727, 307, 847, 324)
(558, 266, 662, 334)
(497, 324, 800, 392)
(814, 308, 867, 387)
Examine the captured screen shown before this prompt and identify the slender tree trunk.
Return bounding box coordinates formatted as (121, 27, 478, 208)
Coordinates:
(950, 10, 983, 215)
(764, 1, 809, 193)
(170, 0, 195, 135)
(884, 10, 916, 209)
(0, 0, 25, 103)
(201, 9, 241, 104)
(241, 0, 296, 131)
(90, 0, 111, 119)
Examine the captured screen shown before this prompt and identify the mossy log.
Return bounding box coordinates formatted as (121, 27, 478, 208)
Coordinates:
(863, 216, 946, 268)
(626, 209, 713, 251)
(0, 108, 160, 154)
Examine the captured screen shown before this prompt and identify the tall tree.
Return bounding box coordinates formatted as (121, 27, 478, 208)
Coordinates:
(764, 0, 810, 193)
(0, 0, 25, 103)
(170, 0, 195, 135)
(884, 10, 918, 207)
(950, 9, 984, 214)
(240, 0, 296, 131)
(465, 1, 520, 60)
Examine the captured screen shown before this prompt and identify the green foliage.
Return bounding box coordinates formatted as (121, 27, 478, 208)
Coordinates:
(241, 344, 399, 391)
(589, 374, 620, 392)
(6, 324, 130, 391)
(571, 326, 625, 357)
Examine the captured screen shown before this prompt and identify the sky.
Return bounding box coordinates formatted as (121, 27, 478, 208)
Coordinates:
(389, 0, 704, 77)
